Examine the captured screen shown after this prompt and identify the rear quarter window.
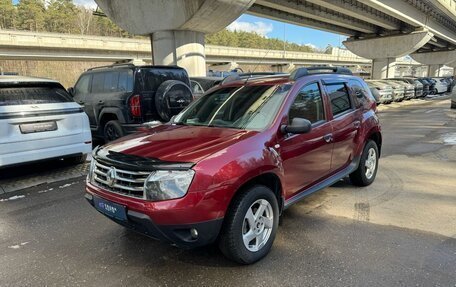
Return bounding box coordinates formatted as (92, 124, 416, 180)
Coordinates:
(141, 68, 190, 91)
(0, 84, 72, 106)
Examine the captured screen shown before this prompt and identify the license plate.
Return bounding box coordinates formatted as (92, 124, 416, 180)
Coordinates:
(93, 196, 127, 221)
(19, 121, 57, 134)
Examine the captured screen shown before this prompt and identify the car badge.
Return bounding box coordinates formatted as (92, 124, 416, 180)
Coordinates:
(106, 167, 117, 187)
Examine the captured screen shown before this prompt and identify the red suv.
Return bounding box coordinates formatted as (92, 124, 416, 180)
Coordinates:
(85, 67, 381, 264)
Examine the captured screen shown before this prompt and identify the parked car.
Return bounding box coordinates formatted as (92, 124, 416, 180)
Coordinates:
(391, 80, 415, 100)
(85, 66, 382, 264)
(378, 80, 405, 101)
(415, 78, 431, 96)
(365, 80, 393, 104)
(451, 86, 456, 109)
(190, 76, 224, 99)
(389, 78, 424, 98)
(0, 76, 91, 168)
(421, 77, 439, 94)
(70, 64, 193, 142)
(432, 77, 450, 94)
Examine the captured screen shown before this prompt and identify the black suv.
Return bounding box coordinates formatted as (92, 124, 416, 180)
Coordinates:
(70, 64, 193, 142)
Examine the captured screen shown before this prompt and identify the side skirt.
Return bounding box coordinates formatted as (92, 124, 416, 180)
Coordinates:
(284, 156, 360, 209)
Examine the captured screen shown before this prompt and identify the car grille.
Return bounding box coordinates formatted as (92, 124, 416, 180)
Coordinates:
(92, 160, 150, 199)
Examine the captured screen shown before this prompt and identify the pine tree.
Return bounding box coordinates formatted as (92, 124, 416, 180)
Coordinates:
(16, 0, 46, 32)
(0, 0, 16, 29)
(45, 0, 77, 33)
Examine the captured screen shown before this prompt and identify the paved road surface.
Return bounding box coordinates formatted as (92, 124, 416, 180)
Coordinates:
(1, 98, 455, 286)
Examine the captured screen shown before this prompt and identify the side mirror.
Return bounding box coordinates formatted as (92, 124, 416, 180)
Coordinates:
(67, 87, 74, 97)
(281, 118, 312, 134)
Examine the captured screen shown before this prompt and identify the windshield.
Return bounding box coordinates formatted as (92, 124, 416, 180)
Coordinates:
(173, 84, 291, 131)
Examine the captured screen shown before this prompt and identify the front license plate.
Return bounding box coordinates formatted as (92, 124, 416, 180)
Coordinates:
(93, 196, 127, 221)
(19, 121, 57, 134)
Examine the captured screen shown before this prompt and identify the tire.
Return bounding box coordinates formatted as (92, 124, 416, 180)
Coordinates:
(155, 80, 193, 122)
(451, 102, 456, 109)
(350, 140, 379, 187)
(103, 120, 125, 142)
(65, 154, 87, 165)
(218, 185, 279, 264)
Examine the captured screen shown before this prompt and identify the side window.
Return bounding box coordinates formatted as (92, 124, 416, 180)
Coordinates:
(325, 83, 352, 116)
(74, 75, 91, 95)
(288, 82, 325, 124)
(118, 70, 134, 92)
(92, 73, 104, 93)
(348, 79, 370, 106)
(103, 71, 119, 93)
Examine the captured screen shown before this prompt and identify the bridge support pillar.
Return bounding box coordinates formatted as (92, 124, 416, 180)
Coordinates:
(427, 64, 443, 77)
(410, 50, 456, 77)
(95, 0, 255, 77)
(151, 30, 206, 77)
(343, 31, 434, 79)
(371, 57, 396, 79)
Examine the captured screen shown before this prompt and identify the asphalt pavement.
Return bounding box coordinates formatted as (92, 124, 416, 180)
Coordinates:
(0, 97, 455, 286)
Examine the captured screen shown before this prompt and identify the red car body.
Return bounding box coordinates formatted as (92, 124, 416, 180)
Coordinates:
(85, 72, 382, 248)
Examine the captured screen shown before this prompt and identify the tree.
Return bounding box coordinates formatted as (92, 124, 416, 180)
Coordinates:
(0, 0, 16, 29)
(45, 0, 77, 33)
(16, 0, 46, 31)
(75, 6, 93, 35)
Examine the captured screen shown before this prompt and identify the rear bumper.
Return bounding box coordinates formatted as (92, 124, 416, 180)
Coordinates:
(85, 192, 223, 248)
(0, 142, 92, 167)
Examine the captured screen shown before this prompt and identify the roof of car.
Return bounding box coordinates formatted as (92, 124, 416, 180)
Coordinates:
(0, 75, 58, 83)
(85, 64, 186, 72)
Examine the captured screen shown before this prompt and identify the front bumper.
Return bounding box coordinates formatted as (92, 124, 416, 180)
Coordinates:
(85, 190, 224, 248)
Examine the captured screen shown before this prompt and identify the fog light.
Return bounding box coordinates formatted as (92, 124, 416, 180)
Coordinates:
(190, 228, 198, 239)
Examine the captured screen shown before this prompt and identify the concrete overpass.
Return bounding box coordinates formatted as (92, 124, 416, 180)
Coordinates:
(0, 30, 370, 69)
(95, 0, 456, 78)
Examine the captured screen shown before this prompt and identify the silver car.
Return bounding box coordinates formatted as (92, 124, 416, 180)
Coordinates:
(378, 80, 405, 102)
(451, 88, 456, 109)
(365, 80, 393, 104)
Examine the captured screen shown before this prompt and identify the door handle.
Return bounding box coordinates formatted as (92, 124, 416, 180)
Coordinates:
(353, 121, 361, 128)
(98, 100, 104, 104)
(323, 134, 333, 143)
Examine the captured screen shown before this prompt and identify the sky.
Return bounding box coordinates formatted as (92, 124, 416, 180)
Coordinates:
(18, 0, 346, 49)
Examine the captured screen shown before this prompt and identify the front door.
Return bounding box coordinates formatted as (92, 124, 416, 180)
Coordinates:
(324, 82, 360, 171)
(279, 82, 333, 200)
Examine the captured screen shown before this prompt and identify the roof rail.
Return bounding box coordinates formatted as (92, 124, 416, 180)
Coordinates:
(290, 66, 353, 81)
(86, 63, 135, 71)
(221, 72, 288, 85)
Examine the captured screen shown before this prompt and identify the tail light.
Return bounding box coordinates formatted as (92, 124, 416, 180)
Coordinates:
(129, 95, 141, 117)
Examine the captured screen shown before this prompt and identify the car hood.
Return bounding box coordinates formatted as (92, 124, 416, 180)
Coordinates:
(101, 124, 258, 164)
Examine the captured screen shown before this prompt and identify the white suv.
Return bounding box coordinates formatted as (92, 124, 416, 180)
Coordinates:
(0, 76, 92, 168)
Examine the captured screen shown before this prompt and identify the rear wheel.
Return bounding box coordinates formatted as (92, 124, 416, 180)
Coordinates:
(103, 120, 125, 142)
(350, 140, 379, 186)
(451, 102, 456, 109)
(218, 185, 279, 264)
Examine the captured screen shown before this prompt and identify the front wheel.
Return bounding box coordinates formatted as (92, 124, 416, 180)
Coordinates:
(350, 140, 379, 186)
(218, 185, 279, 264)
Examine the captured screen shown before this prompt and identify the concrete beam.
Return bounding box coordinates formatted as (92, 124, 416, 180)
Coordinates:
(358, 0, 456, 45)
(255, 0, 377, 34)
(410, 50, 456, 65)
(306, 0, 400, 30)
(247, 4, 358, 36)
(343, 31, 434, 59)
(95, 0, 255, 35)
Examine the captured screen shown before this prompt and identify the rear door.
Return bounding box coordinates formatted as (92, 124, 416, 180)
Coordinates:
(324, 81, 361, 172)
(73, 74, 94, 125)
(0, 83, 88, 161)
(279, 81, 333, 199)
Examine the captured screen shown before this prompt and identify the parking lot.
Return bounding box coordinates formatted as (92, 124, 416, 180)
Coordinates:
(0, 96, 454, 286)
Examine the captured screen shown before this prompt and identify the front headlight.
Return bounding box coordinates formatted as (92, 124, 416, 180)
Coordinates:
(144, 170, 195, 201)
(87, 158, 96, 184)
